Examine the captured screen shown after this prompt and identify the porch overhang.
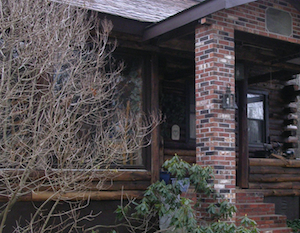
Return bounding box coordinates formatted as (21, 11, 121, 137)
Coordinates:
(143, 0, 257, 41)
(288, 0, 300, 12)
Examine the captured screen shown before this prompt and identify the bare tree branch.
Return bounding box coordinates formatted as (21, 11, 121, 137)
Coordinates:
(0, 0, 160, 231)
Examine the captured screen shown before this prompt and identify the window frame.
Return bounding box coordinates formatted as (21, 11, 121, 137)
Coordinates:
(266, 7, 292, 37)
(247, 89, 269, 149)
(112, 49, 151, 170)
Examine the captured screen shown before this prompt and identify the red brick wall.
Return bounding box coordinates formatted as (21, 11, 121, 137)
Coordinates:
(195, 0, 300, 218)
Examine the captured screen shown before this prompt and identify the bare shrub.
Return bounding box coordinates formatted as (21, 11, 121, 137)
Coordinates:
(0, 0, 158, 232)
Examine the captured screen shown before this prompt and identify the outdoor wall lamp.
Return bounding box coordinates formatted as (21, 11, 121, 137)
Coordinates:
(222, 84, 235, 109)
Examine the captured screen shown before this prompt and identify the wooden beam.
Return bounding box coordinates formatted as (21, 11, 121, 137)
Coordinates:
(236, 55, 300, 74)
(262, 189, 300, 197)
(249, 70, 295, 84)
(235, 31, 300, 52)
(31, 181, 151, 192)
(143, 0, 226, 41)
(143, 0, 256, 41)
(269, 62, 300, 73)
(235, 31, 300, 75)
(156, 23, 196, 46)
(270, 52, 300, 64)
(225, 0, 257, 8)
(237, 68, 249, 188)
(0, 170, 151, 182)
(164, 155, 196, 164)
(250, 174, 300, 182)
(250, 166, 300, 174)
(250, 158, 300, 167)
(249, 182, 300, 189)
(151, 53, 160, 183)
(102, 181, 150, 191)
(0, 191, 144, 202)
(164, 149, 196, 157)
(111, 171, 151, 181)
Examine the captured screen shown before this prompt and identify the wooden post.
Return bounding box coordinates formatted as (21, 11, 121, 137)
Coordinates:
(151, 52, 160, 183)
(237, 66, 249, 188)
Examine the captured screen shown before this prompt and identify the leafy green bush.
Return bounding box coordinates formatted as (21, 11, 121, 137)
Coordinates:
(287, 219, 300, 232)
(114, 155, 259, 233)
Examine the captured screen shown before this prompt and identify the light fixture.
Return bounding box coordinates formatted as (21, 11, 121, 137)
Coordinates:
(222, 84, 235, 109)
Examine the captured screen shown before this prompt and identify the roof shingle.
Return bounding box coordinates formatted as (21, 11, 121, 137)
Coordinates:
(63, 0, 204, 22)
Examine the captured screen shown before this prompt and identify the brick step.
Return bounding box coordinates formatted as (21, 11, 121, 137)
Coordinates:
(236, 189, 264, 203)
(235, 190, 292, 232)
(236, 214, 287, 229)
(259, 227, 293, 233)
(235, 202, 275, 215)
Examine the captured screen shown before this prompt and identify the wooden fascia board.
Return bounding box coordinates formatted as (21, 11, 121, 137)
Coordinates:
(143, 0, 257, 41)
(143, 0, 225, 41)
(225, 0, 257, 8)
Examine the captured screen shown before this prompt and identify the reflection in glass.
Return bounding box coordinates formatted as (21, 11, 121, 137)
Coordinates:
(248, 101, 263, 120)
(116, 57, 143, 165)
(248, 120, 263, 143)
(247, 93, 265, 144)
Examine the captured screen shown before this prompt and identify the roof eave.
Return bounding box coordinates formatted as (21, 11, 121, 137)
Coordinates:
(143, 0, 257, 41)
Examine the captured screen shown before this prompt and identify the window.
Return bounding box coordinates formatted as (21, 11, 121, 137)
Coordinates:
(114, 54, 146, 166)
(247, 91, 268, 146)
(160, 76, 195, 148)
(266, 8, 292, 36)
(52, 52, 147, 168)
(118, 57, 143, 114)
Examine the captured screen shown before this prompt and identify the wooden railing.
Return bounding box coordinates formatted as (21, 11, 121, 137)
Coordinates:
(0, 170, 151, 202)
(249, 158, 300, 196)
(163, 149, 196, 164)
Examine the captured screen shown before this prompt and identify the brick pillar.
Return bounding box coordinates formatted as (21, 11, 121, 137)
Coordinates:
(195, 24, 236, 218)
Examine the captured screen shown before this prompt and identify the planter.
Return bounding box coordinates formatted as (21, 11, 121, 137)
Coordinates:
(160, 171, 171, 184)
(171, 178, 190, 193)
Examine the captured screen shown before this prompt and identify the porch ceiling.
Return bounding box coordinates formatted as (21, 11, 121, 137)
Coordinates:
(96, 0, 300, 85)
(156, 30, 300, 84)
(235, 31, 300, 84)
(144, 1, 300, 85)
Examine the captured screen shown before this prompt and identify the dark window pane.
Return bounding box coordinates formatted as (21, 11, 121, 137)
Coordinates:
(116, 57, 143, 165)
(119, 59, 143, 114)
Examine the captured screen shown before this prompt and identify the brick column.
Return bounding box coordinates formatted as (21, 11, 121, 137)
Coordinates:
(195, 24, 236, 216)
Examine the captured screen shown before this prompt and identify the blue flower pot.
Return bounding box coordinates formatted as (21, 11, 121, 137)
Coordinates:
(160, 171, 170, 184)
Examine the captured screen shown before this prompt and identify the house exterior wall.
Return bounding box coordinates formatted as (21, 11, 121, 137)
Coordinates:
(195, 0, 300, 217)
